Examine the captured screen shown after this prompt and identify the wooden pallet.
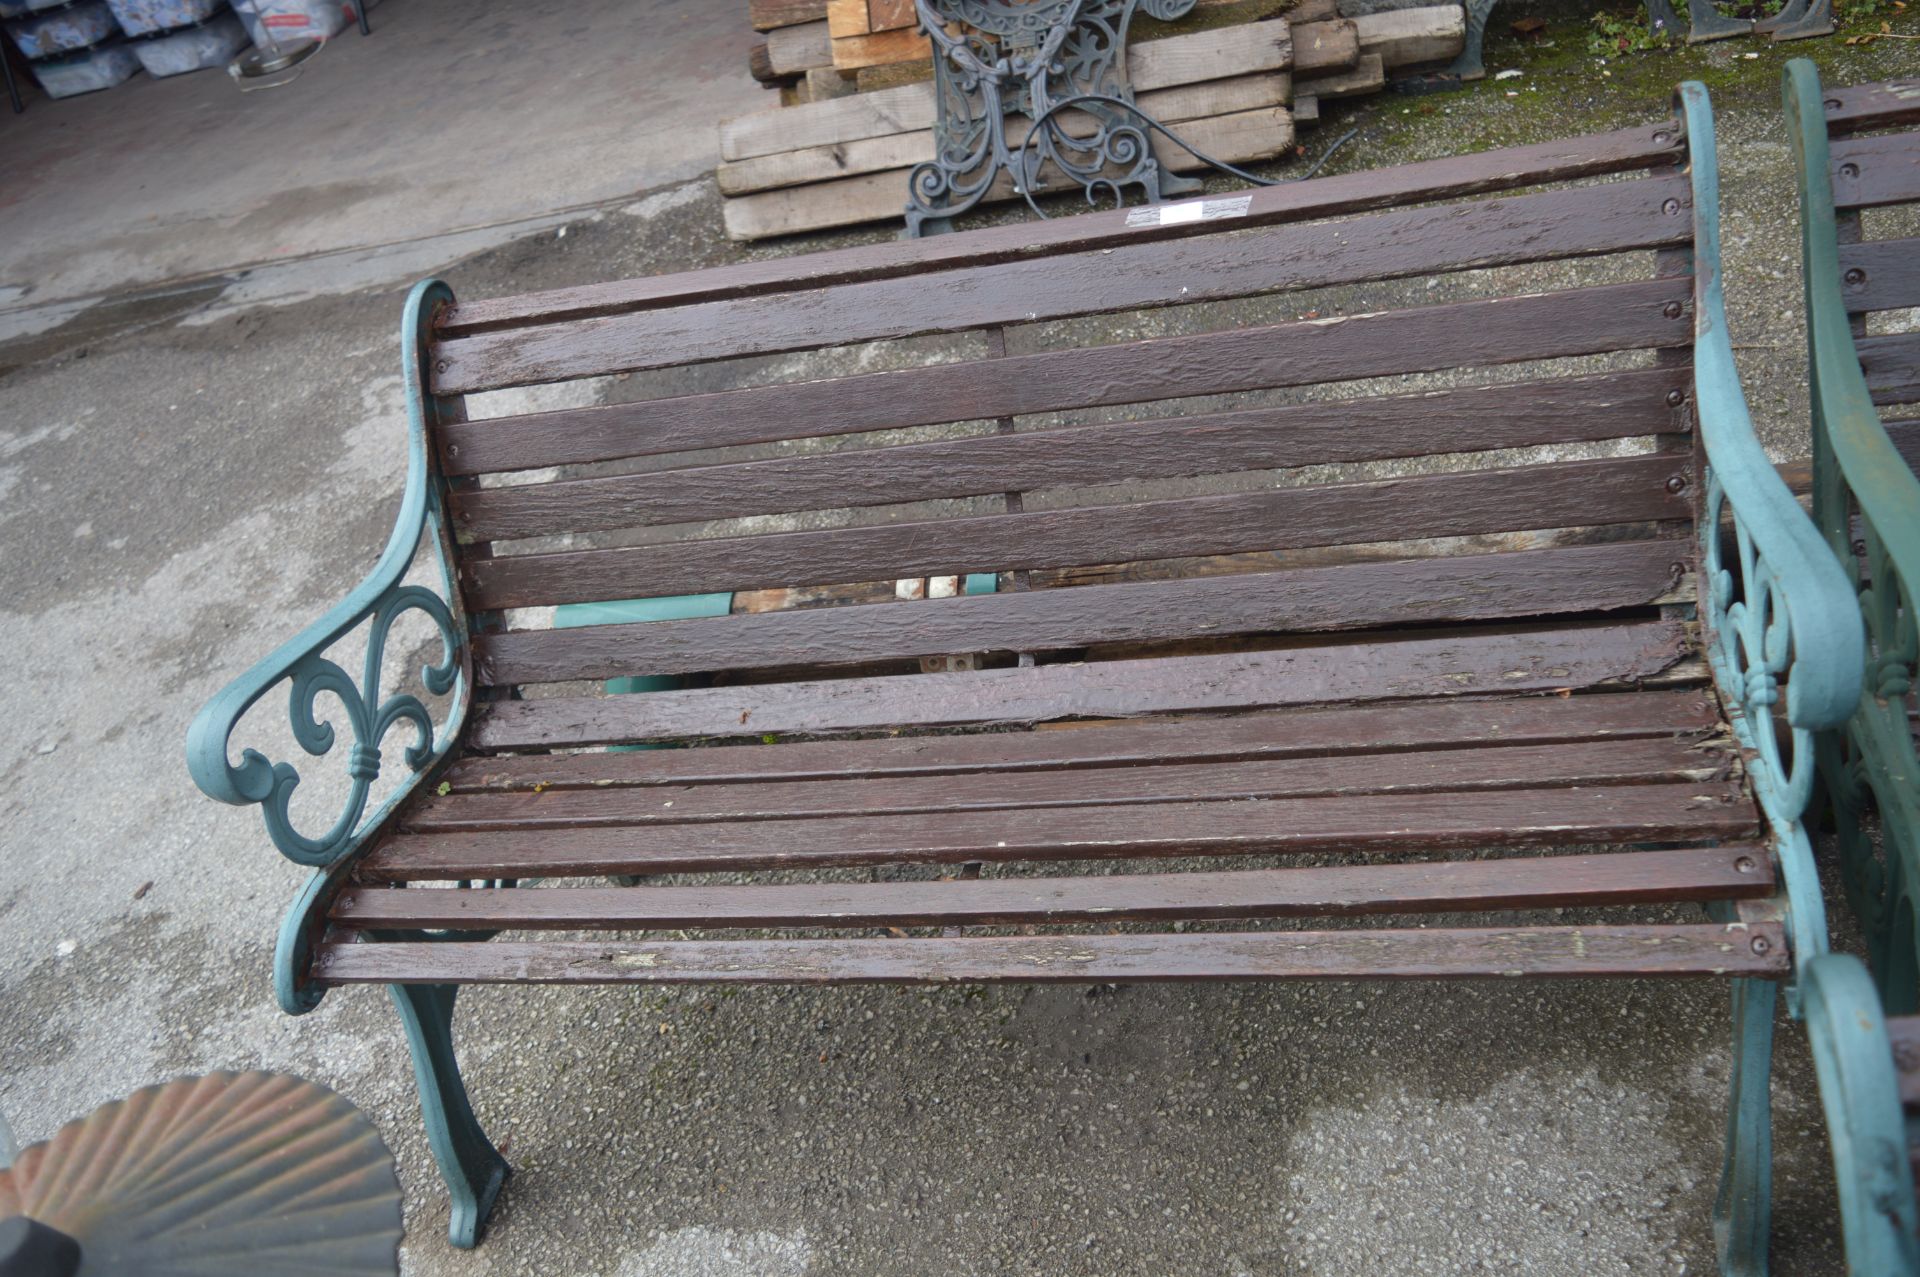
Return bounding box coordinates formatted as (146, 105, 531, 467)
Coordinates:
(727, 0, 1464, 240)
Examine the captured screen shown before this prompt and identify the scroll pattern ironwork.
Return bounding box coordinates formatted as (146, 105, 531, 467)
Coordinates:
(905, 0, 1198, 236)
(186, 279, 473, 874)
(1678, 81, 1864, 986)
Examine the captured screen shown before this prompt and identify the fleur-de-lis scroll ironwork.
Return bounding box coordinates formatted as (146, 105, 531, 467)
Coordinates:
(187, 280, 474, 875)
(1678, 82, 1864, 990)
(905, 0, 1201, 236)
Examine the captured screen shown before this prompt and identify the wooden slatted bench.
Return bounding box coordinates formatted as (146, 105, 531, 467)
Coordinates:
(188, 80, 1865, 1268)
(1779, 66, 1920, 1277)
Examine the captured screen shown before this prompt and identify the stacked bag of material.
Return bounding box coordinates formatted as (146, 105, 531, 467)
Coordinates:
(1, 0, 140, 97)
(2, 0, 360, 98)
(110, 0, 249, 76)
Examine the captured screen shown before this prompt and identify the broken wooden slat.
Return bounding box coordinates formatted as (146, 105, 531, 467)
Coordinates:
(451, 359, 1687, 536)
(463, 619, 1696, 750)
(464, 452, 1686, 611)
(471, 540, 1690, 685)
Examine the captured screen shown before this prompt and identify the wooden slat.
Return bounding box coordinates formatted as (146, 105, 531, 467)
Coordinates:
(1295, 52, 1384, 100)
(1291, 17, 1359, 73)
(1891, 1016, 1920, 1107)
(363, 778, 1756, 880)
(466, 620, 1696, 749)
(1351, 4, 1463, 67)
(311, 922, 1790, 985)
(441, 687, 1721, 793)
(1884, 420, 1920, 475)
(473, 539, 1690, 685)
(465, 452, 1688, 610)
(715, 72, 1293, 195)
(331, 846, 1772, 931)
(1863, 332, 1920, 404)
(733, 106, 1298, 241)
(766, 20, 832, 74)
(437, 124, 1683, 338)
(1842, 237, 1920, 313)
(752, 0, 828, 31)
(718, 22, 1287, 163)
(1832, 132, 1920, 210)
(830, 25, 930, 71)
(435, 175, 1690, 395)
(1127, 18, 1291, 85)
(452, 363, 1687, 536)
(405, 735, 1730, 831)
(438, 275, 1691, 475)
(1824, 78, 1920, 137)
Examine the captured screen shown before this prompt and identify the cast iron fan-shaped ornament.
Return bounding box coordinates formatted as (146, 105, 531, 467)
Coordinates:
(0, 1071, 402, 1276)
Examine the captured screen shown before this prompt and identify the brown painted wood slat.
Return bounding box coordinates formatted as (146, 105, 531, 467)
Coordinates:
(1832, 133, 1920, 211)
(435, 124, 1684, 339)
(1863, 332, 1920, 404)
(363, 779, 1756, 880)
(474, 539, 1691, 686)
(406, 735, 1733, 831)
(451, 367, 1691, 540)
(1890, 1016, 1920, 1107)
(311, 922, 1789, 985)
(1841, 238, 1920, 314)
(436, 276, 1693, 477)
(331, 846, 1772, 931)
(442, 687, 1721, 793)
(430, 176, 1693, 395)
(467, 620, 1697, 750)
(1825, 79, 1920, 137)
(465, 452, 1690, 611)
(1886, 420, 1920, 475)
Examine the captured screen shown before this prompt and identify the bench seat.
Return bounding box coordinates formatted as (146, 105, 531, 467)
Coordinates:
(323, 655, 1785, 987)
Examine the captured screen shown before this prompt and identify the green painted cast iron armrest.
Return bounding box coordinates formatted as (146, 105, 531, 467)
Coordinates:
(1784, 61, 1920, 1007)
(1678, 83, 1866, 975)
(185, 280, 472, 871)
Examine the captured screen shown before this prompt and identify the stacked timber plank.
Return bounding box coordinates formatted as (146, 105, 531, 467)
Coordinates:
(728, 0, 1464, 241)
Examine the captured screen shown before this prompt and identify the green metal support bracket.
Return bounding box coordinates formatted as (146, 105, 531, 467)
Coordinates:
(1802, 953, 1919, 1275)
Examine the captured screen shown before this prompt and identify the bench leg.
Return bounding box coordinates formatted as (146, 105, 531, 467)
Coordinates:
(1714, 977, 1777, 1276)
(389, 983, 511, 1248)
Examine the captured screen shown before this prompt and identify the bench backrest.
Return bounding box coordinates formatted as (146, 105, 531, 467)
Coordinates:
(1798, 75, 1920, 461)
(424, 120, 1711, 733)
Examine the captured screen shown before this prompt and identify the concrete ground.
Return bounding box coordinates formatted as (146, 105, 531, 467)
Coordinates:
(1, 1, 1916, 1274)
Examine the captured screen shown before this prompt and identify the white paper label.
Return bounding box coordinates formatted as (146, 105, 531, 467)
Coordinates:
(1125, 195, 1253, 228)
